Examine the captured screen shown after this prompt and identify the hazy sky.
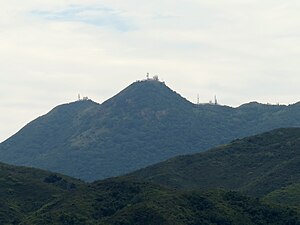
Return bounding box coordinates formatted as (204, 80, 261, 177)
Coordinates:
(1, 0, 300, 142)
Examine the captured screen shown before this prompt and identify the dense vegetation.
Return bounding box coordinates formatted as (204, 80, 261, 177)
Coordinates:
(0, 163, 82, 224)
(0, 162, 299, 225)
(0, 80, 300, 181)
(264, 183, 300, 209)
(127, 128, 300, 199)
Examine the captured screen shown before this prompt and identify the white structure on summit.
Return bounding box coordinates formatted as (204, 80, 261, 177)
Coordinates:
(153, 75, 159, 81)
(145, 73, 160, 81)
(77, 94, 89, 101)
(197, 95, 219, 105)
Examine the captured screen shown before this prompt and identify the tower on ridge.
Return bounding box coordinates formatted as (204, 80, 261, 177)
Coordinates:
(214, 95, 218, 105)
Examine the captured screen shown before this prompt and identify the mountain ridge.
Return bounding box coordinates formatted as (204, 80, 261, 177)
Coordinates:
(0, 79, 300, 181)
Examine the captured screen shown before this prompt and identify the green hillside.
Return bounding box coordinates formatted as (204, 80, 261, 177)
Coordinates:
(127, 128, 300, 197)
(263, 183, 300, 209)
(1, 79, 300, 181)
(0, 162, 299, 225)
(23, 181, 300, 225)
(0, 163, 83, 224)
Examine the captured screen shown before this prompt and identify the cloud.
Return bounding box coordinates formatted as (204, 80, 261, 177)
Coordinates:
(1, 0, 300, 141)
(30, 4, 134, 31)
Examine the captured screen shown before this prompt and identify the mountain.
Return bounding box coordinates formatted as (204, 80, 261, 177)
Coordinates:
(126, 128, 300, 198)
(0, 162, 299, 225)
(1, 79, 300, 181)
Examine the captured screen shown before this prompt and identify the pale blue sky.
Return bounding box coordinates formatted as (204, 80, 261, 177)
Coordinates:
(1, 0, 300, 142)
(31, 4, 134, 31)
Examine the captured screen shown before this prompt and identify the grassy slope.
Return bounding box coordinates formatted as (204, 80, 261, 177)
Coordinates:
(127, 128, 300, 197)
(263, 183, 300, 209)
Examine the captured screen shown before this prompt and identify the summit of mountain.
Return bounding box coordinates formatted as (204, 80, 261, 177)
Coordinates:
(1, 99, 99, 156)
(0, 79, 300, 181)
(102, 79, 192, 110)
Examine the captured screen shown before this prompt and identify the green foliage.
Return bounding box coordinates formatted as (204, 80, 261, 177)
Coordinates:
(128, 128, 300, 198)
(1, 80, 300, 181)
(0, 163, 83, 224)
(0, 164, 299, 225)
(264, 183, 300, 209)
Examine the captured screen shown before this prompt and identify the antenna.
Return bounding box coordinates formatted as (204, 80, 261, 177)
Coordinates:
(214, 95, 218, 105)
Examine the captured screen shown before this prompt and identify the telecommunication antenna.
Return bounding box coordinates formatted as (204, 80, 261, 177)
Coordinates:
(214, 95, 218, 105)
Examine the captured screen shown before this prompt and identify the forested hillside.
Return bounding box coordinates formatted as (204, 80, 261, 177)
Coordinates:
(0, 80, 299, 181)
(0, 162, 299, 225)
(127, 128, 300, 198)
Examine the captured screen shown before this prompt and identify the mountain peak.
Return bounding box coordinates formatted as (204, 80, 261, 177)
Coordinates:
(49, 99, 99, 115)
(102, 79, 192, 110)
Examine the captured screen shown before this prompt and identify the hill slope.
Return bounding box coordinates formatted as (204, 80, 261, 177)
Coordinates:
(1, 79, 300, 181)
(127, 128, 300, 197)
(0, 162, 299, 225)
(0, 162, 83, 224)
(264, 183, 300, 209)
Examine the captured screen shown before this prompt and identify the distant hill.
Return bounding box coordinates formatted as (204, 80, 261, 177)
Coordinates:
(0, 79, 300, 181)
(127, 128, 300, 198)
(0, 162, 299, 225)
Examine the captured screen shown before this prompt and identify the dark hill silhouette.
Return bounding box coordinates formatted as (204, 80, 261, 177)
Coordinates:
(0, 79, 300, 181)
